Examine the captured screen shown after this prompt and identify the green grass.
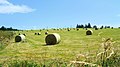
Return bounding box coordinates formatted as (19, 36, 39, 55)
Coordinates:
(0, 28, 120, 67)
(0, 31, 14, 51)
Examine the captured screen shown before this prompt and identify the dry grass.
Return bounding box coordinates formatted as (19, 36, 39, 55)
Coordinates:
(0, 28, 120, 66)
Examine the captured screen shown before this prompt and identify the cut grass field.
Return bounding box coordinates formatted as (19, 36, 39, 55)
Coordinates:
(0, 28, 120, 67)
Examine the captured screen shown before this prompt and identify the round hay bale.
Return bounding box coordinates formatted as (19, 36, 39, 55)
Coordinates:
(35, 33, 37, 35)
(15, 34, 25, 42)
(67, 29, 70, 31)
(38, 32, 41, 35)
(45, 32, 48, 35)
(45, 33, 61, 45)
(40, 29, 42, 31)
(77, 28, 79, 31)
(85, 28, 88, 30)
(18, 33, 21, 35)
(95, 28, 98, 30)
(86, 30, 93, 35)
(57, 29, 59, 31)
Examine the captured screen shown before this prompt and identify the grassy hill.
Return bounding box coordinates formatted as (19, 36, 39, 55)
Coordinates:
(0, 28, 120, 67)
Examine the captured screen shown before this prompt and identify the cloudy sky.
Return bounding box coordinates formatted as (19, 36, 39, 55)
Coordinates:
(0, 0, 120, 29)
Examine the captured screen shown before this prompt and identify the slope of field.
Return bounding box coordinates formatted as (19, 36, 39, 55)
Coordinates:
(0, 28, 120, 66)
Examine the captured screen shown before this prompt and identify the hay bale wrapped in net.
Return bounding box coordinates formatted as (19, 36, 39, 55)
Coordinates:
(86, 29, 93, 35)
(15, 34, 25, 42)
(45, 33, 61, 45)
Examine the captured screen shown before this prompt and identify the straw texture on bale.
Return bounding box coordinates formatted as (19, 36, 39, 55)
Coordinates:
(86, 30, 93, 35)
(15, 34, 25, 42)
(45, 33, 60, 45)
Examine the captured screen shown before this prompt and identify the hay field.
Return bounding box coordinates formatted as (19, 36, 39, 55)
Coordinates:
(0, 28, 120, 66)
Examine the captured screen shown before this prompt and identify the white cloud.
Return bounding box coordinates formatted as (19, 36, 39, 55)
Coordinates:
(0, 0, 35, 14)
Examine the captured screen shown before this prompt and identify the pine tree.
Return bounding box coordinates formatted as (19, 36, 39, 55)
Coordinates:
(87, 23, 92, 28)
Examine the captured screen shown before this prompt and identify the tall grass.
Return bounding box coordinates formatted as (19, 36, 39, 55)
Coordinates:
(95, 38, 120, 67)
(1, 60, 40, 67)
(0, 31, 14, 50)
(0, 58, 68, 67)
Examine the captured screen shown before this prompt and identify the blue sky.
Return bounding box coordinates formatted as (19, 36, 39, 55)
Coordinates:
(0, 0, 120, 30)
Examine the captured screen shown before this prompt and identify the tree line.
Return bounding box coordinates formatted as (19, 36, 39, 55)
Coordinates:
(76, 23, 113, 29)
(0, 26, 19, 31)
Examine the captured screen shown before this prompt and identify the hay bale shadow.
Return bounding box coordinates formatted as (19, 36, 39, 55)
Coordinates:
(42, 44, 57, 46)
